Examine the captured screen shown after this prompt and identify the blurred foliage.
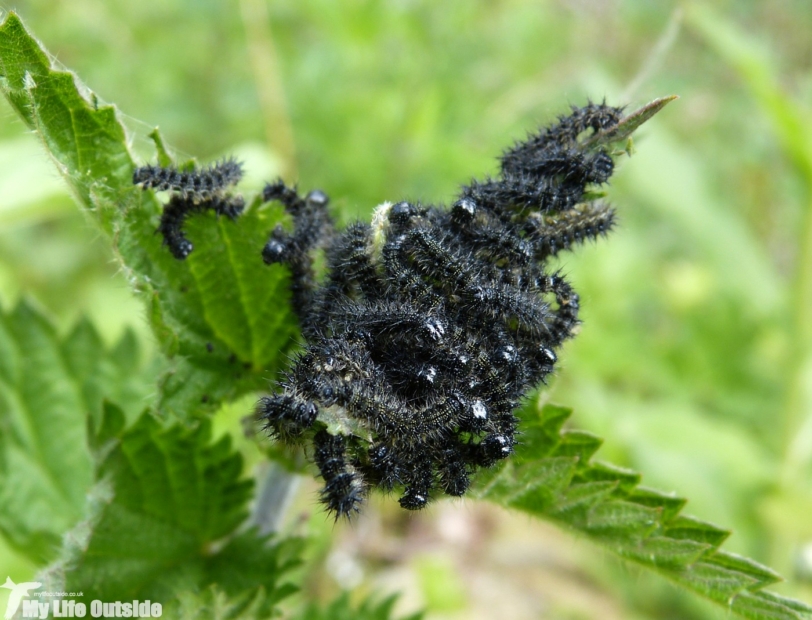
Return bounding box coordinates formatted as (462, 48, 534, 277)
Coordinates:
(1, 0, 811, 619)
(0, 301, 151, 565)
(298, 593, 423, 620)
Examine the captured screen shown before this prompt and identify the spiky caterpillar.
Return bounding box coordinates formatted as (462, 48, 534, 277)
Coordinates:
(526, 202, 616, 260)
(133, 100, 648, 519)
(255, 101, 627, 518)
(133, 158, 243, 200)
(134, 159, 245, 259)
(313, 430, 366, 516)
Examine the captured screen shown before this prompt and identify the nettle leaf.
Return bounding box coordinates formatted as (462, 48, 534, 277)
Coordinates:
(298, 593, 423, 620)
(0, 301, 150, 564)
(45, 404, 302, 612)
(174, 590, 423, 620)
(0, 12, 298, 420)
(172, 585, 294, 620)
(471, 401, 812, 620)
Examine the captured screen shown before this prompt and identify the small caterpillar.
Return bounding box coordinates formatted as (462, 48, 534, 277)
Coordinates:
(133, 158, 243, 201)
(526, 202, 616, 260)
(134, 159, 245, 259)
(313, 431, 366, 516)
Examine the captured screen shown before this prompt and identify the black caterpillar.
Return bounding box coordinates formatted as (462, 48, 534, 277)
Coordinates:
(135, 101, 636, 518)
(133, 158, 246, 259)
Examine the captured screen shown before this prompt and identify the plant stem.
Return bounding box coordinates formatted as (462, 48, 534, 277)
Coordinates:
(252, 462, 302, 535)
(239, 0, 297, 178)
(781, 189, 812, 481)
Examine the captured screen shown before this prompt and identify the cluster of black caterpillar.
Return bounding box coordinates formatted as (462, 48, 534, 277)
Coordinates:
(134, 102, 624, 518)
(133, 158, 245, 259)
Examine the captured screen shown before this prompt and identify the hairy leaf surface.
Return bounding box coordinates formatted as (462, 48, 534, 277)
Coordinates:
(472, 401, 812, 619)
(45, 403, 302, 612)
(0, 301, 149, 564)
(0, 12, 297, 419)
(298, 593, 423, 620)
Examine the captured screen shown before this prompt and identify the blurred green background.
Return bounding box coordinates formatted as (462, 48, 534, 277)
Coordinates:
(1, 1, 811, 618)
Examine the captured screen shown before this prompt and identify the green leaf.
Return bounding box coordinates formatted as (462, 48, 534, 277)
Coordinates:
(0, 301, 150, 564)
(584, 95, 679, 153)
(471, 401, 812, 620)
(46, 405, 303, 612)
(172, 585, 298, 620)
(298, 593, 423, 620)
(0, 11, 298, 420)
(172, 587, 422, 620)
